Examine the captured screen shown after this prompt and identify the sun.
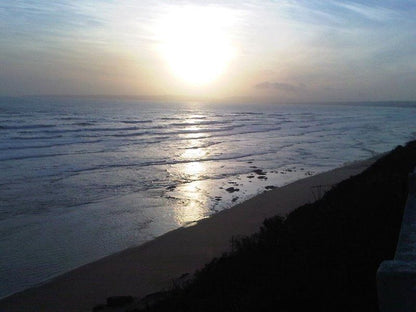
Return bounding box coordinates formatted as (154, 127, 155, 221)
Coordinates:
(156, 6, 234, 85)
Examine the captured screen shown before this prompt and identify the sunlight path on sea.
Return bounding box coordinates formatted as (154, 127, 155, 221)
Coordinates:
(172, 114, 211, 226)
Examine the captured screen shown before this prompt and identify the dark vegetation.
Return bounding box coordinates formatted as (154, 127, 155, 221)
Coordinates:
(136, 140, 416, 312)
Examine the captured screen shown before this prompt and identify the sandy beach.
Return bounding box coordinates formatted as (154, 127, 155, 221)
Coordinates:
(0, 157, 378, 312)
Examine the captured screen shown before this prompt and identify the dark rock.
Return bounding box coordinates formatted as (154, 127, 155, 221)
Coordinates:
(226, 187, 240, 193)
(265, 185, 276, 190)
(106, 296, 134, 307)
(253, 169, 266, 175)
(137, 291, 168, 310)
(180, 272, 190, 279)
(166, 185, 176, 191)
(232, 197, 239, 202)
(92, 304, 106, 311)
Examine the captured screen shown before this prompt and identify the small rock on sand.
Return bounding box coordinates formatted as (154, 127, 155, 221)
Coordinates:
(166, 185, 176, 191)
(253, 169, 266, 175)
(226, 187, 240, 193)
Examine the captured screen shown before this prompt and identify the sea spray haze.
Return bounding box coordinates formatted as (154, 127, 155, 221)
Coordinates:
(0, 97, 415, 297)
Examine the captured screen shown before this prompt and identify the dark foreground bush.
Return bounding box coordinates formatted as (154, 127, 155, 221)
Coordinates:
(139, 140, 416, 312)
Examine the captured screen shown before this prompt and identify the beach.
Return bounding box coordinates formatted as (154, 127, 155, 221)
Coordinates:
(0, 156, 377, 312)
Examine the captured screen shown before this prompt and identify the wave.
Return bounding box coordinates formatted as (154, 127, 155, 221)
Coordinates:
(0, 140, 103, 151)
(168, 120, 225, 127)
(43, 126, 142, 133)
(172, 126, 283, 141)
(0, 152, 71, 162)
(230, 112, 264, 116)
(121, 120, 153, 124)
(177, 141, 221, 150)
(0, 147, 108, 162)
(106, 124, 245, 138)
(11, 135, 63, 140)
(59, 117, 83, 121)
(26, 125, 169, 136)
(5, 119, 283, 143)
(1, 124, 56, 130)
(108, 125, 284, 143)
(160, 117, 182, 121)
(70, 122, 96, 126)
(65, 151, 273, 175)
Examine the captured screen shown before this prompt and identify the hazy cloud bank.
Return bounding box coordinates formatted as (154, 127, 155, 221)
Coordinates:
(255, 81, 306, 93)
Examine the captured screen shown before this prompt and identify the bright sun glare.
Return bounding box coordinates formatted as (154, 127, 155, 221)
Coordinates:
(157, 6, 234, 85)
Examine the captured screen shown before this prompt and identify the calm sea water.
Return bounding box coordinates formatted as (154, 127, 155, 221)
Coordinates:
(1, 97, 415, 298)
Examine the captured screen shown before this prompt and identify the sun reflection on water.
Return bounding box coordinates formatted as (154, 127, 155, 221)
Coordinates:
(184, 161, 205, 177)
(174, 180, 207, 225)
(171, 114, 212, 226)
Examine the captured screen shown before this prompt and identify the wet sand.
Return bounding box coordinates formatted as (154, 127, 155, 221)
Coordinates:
(0, 157, 378, 312)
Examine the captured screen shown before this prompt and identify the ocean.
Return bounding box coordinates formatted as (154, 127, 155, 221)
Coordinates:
(1, 97, 415, 298)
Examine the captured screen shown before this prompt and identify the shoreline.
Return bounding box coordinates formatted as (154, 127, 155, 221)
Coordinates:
(0, 156, 379, 312)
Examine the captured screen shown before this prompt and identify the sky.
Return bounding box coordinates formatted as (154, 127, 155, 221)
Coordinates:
(1, 0, 415, 103)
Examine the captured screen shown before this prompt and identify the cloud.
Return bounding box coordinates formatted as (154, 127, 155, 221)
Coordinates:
(255, 81, 306, 93)
(0, 0, 415, 100)
(334, 2, 399, 22)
